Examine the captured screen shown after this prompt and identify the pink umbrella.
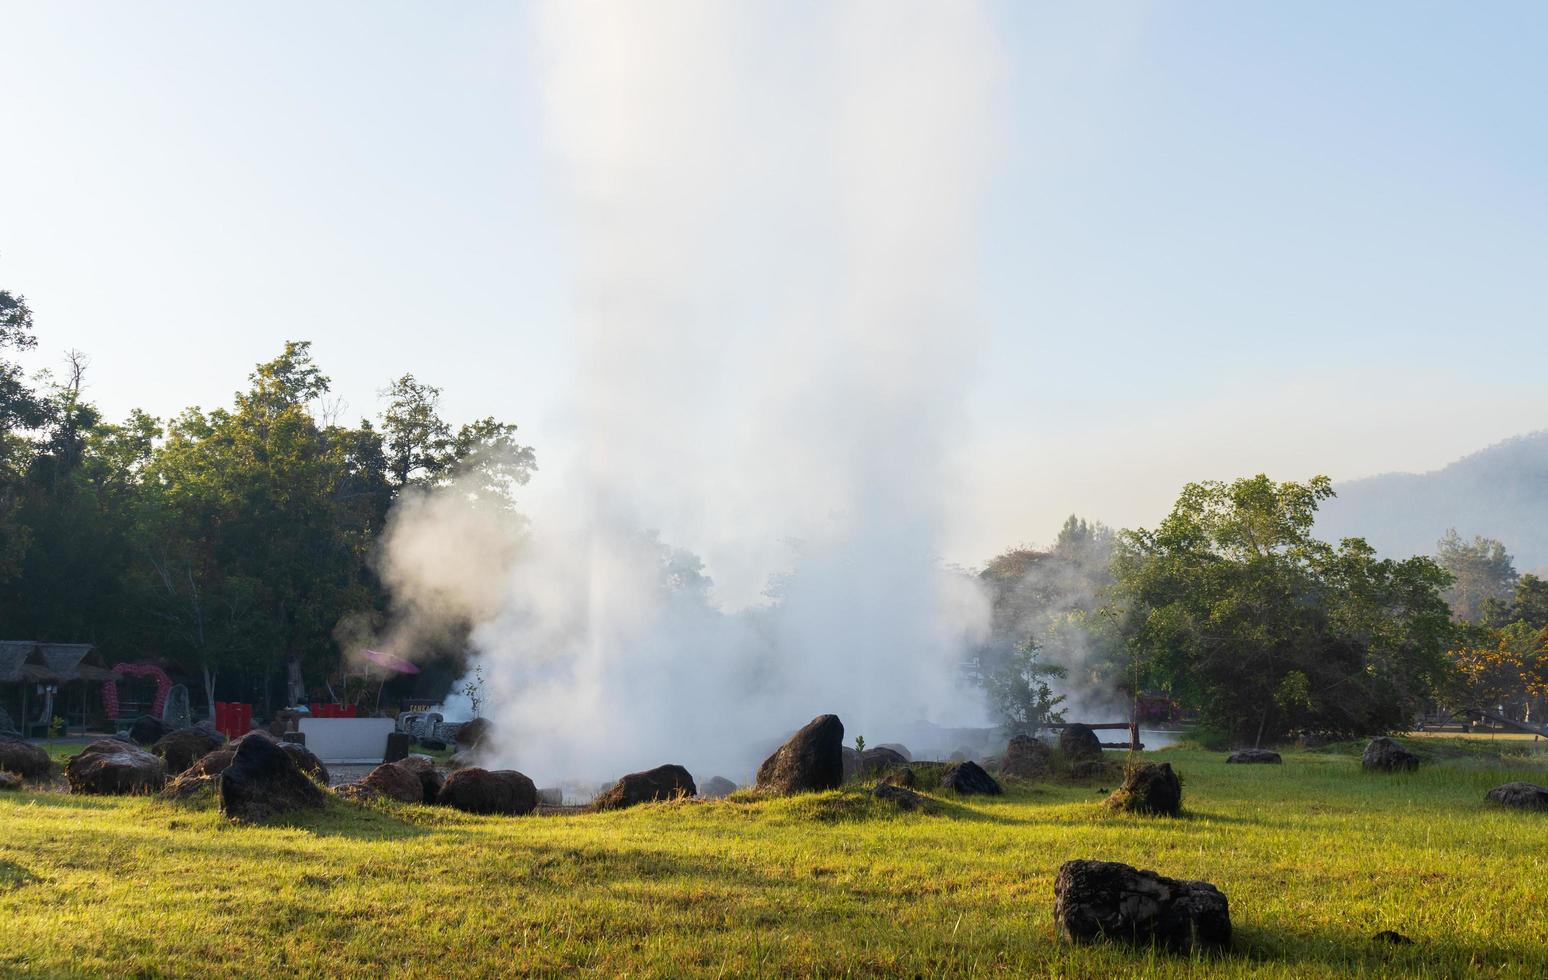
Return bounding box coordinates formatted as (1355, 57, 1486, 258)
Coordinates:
(360, 649, 421, 674)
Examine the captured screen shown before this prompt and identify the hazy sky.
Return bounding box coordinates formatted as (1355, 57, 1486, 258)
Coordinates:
(2, 1, 1544, 565)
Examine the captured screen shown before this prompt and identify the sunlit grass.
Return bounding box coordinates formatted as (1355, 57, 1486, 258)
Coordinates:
(2, 744, 1544, 976)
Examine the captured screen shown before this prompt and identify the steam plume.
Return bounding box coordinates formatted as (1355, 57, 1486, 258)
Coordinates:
(383, 1, 1005, 784)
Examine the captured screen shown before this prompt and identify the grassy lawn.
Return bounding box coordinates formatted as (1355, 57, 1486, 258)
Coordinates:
(2, 741, 1545, 977)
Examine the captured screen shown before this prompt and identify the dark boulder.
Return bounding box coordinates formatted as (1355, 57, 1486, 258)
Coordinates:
(857, 746, 909, 778)
(340, 762, 426, 804)
(437, 767, 537, 815)
(128, 715, 166, 747)
(218, 732, 327, 822)
(1001, 735, 1052, 778)
(756, 714, 844, 795)
(456, 717, 492, 748)
(882, 767, 918, 788)
(0, 737, 53, 780)
(65, 740, 167, 795)
(593, 764, 696, 810)
(1225, 749, 1281, 765)
(1059, 724, 1103, 761)
(1105, 762, 1182, 816)
(876, 742, 913, 762)
(873, 782, 932, 812)
(940, 760, 1002, 796)
(1053, 859, 1230, 952)
(1485, 782, 1548, 810)
(1361, 737, 1419, 773)
(280, 742, 329, 783)
(699, 775, 737, 799)
(151, 728, 226, 776)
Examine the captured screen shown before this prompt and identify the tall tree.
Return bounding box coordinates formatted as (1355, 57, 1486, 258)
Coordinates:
(1436, 529, 1517, 622)
(1113, 476, 1453, 744)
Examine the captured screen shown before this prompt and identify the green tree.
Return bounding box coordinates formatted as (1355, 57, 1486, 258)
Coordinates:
(1113, 475, 1453, 744)
(0, 289, 45, 584)
(1435, 529, 1517, 622)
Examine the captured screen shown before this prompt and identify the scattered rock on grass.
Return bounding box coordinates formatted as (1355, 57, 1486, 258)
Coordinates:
(340, 762, 426, 804)
(940, 760, 1002, 795)
(65, 740, 167, 795)
(1104, 762, 1181, 816)
(1361, 737, 1419, 773)
(1059, 724, 1103, 761)
(593, 764, 697, 810)
(437, 767, 537, 815)
(882, 767, 917, 788)
(396, 756, 444, 803)
(0, 737, 52, 780)
(1225, 749, 1281, 764)
(699, 776, 737, 799)
(1485, 782, 1548, 810)
(218, 733, 326, 822)
(756, 714, 844, 795)
(1001, 734, 1052, 778)
(0, 771, 22, 791)
(1053, 859, 1230, 952)
(873, 782, 932, 811)
(151, 728, 225, 776)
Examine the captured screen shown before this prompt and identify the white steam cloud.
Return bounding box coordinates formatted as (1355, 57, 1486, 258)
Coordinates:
(382, 1, 1005, 785)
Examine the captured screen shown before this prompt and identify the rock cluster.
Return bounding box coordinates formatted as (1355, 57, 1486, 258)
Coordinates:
(219, 734, 327, 822)
(873, 782, 931, 811)
(1001, 735, 1052, 778)
(1053, 859, 1230, 952)
(151, 729, 226, 776)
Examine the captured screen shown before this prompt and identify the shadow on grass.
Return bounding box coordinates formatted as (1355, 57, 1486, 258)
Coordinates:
(1229, 922, 1540, 976)
(0, 860, 40, 891)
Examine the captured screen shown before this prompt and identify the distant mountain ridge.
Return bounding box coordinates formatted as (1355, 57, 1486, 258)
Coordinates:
(1317, 430, 1548, 573)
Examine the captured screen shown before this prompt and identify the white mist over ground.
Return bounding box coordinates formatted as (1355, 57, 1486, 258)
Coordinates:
(380, 1, 1006, 786)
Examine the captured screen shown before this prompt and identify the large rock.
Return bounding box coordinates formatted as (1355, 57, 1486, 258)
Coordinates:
(1226, 749, 1281, 765)
(128, 715, 166, 747)
(857, 746, 909, 778)
(341, 762, 427, 804)
(218, 732, 327, 822)
(65, 740, 167, 795)
(876, 742, 913, 762)
(1001, 735, 1053, 778)
(0, 737, 53, 779)
(1485, 782, 1548, 810)
(593, 764, 696, 811)
(940, 760, 1002, 796)
(699, 776, 737, 799)
(151, 728, 225, 776)
(437, 767, 537, 815)
(456, 717, 492, 748)
(1105, 762, 1182, 816)
(755, 714, 844, 795)
(1053, 859, 1230, 952)
(279, 741, 329, 784)
(1059, 724, 1103, 761)
(873, 782, 932, 811)
(1361, 737, 1419, 772)
(160, 684, 192, 731)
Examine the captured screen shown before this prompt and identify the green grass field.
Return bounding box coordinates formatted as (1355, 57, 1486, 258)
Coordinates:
(2, 739, 1545, 977)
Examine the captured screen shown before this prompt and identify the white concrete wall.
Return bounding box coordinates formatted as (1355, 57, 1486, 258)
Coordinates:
(298, 717, 397, 763)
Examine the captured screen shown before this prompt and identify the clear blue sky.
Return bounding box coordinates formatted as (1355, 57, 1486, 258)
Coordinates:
(2, 1, 1544, 563)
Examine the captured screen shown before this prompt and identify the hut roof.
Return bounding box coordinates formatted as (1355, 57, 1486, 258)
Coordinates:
(0, 642, 104, 684)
